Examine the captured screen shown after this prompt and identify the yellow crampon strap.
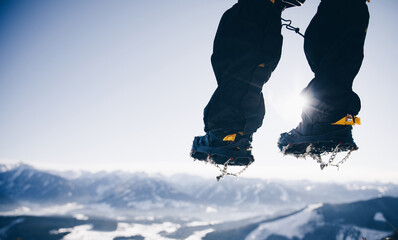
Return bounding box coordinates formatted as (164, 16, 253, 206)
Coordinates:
(223, 134, 236, 142)
(332, 115, 361, 126)
(223, 132, 244, 142)
(270, 0, 275, 4)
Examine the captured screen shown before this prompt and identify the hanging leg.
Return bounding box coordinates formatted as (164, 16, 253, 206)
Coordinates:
(278, 0, 369, 168)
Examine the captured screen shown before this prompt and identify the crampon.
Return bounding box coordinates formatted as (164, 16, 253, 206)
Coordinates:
(279, 115, 360, 169)
(191, 136, 254, 181)
(280, 139, 358, 170)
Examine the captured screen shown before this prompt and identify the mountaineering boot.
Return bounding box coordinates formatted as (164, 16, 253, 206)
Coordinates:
(280, 0, 306, 11)
(278, 115, 360, 156)
(191, 131, 254, 166)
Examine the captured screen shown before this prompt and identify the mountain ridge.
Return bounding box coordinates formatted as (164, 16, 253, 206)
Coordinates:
(1, 163, 398, 212)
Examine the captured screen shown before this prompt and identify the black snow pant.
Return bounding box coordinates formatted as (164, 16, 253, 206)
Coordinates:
(204, 0, 282, 134)
(203, 0, 369, 134)
(301, 0, 369, 124)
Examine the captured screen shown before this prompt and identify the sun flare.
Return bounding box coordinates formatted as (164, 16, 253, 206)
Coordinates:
(271, 93, 309, 124)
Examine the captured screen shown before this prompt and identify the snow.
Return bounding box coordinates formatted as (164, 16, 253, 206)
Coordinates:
(336, 226, 391, 240)
(73, 214, 89, 221)
(95, 185, 113, 196)
(0, 203, 83, 216)
(253, 183, 263, 195)
(184, 229, 214, 240)
(116, 216, 127, 221)
(134, 216, 155, 221)
(50, 227, 77, 235)
(127, 199, 192, 210)
(307, 203, 323, 211)
(53, 222, 182, 240)
(186, 221, 220, 227)
(245, 205, 390, 240)
(205, 206, 217, 213)
(277, 185, 289, 202)
(203, 184, 224, 200)
(0, 206, 31, 216)
(127, 200, 164, 210)
(355, 227, 391, 240)
(169, 200, 192, 209)
(374, 212, 387, 222)
(10, 167, 24, 182)
(235, 191, 244, 204)
(345, 184, 388, 194)
(0, 162, 26, 172)
(245, 205, 323, 240)
(0, 165, 7, 173)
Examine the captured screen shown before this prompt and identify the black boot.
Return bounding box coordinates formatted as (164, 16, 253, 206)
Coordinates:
(278, 115, 359, 156)
(191, 131, 254, 166)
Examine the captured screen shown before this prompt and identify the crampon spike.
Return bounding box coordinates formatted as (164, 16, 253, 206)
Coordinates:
(320, 162, 327, 170)
(281, 141, 357, 170)
(192, 153, 254, 181)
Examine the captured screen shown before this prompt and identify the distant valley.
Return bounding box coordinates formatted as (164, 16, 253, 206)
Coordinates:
(1, 163, 398, 240)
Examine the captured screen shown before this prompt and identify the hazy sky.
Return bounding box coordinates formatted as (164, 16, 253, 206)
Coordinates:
(1, 0, 397, 183)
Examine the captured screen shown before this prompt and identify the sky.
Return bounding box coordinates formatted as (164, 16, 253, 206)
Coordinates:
(0, 0, 397, 183)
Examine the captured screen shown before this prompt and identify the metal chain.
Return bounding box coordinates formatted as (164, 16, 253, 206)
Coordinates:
(330, 149, 354, 170)
(206, 157, 253, 182)
(216, 159, 230, 181)
(281, 145, 290, 155)
(228, 161, 253, 177)
(283, 143, 354, 170)
(202, 142, 353, 180)
(305, 144, 328, 169)
(322, 144, 340, 169)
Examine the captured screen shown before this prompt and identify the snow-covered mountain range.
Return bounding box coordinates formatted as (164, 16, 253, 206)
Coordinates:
(1, 196, 397, 240)
(1, 163, 398, 212)
(1, 163, 398, 240)
(203, 197, 398, 240)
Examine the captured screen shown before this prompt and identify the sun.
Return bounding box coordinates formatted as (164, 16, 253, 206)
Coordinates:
(269, 93, 309, 124)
